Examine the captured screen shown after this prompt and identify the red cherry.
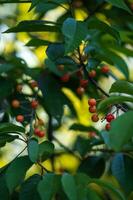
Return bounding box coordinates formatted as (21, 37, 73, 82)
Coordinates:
(31, 100, 38, 109)
(16, 115, 24, 123)
(34, 128, 40, 136)
(101, 65, 110, 73)
(88, 70, 96, 78)
(76, 87, 85, 95)
(61, 74, 70, 82)
(91, 114, 99, 122)
(89, 106, 96, 113)
(37, 130, 45, 138)
(88, 98, 97, 106)
(80, 79, 88, 88)
(106, 114, 115, 122)
(11, 100, 20, 108)
(105, 123, 111, 131)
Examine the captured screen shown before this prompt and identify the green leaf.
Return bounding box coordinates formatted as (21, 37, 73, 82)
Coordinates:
(0, 63, 14, 74)
(97, 96, 133, 112)
(97, 48, 129, 79)
(87, 188, 102, 200)
(69, 123, 98, 133)
(109, 111, 133, 151)
(110, 80, 133, 95)
(62, 173, 77, 200)
(38, 72, 71, 122)
(0, 78, 14, 101)
(28, 138, 39, 163)
(111, 154, 133, 194)
(62, 18, 88, 54)
(26, 39, 50, 47)
(0, 173, 10, 200)
(5, 156, 32, 193)
(91, 179, 126, 200)
(38, 141, 54, 162)
(38, 173, 61, 200)
(0, 134, 19, 148)
(86, 17, 120, 42)
(4, 20, 60, 33)
(0, 123, 25, 135)
(19, 174, 41, 200)
(106, 0, 132, 14)
(45, 59, 62, 76)
(78, 156, 105, 178)
(46, 43, 65, 61)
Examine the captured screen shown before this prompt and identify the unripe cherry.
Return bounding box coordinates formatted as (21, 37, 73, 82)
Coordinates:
(11, 100, 20, 108)
(105, 123, 111, 131)
(88, 98, 97, 106)
(91, 114, 99, 122)
(101, 65, 110, 73)
(89, 106, 96, 113)
(16, 115, 24, 123)
(31, 100, 38, 109)
(106, 113, 115, 122)
(76, 87, 85, 95)
(80, 79, 88, 88)
(88, 70, 96, 78)
(61, 74, 70, 82)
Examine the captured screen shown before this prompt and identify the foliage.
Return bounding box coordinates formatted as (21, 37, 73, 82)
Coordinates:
(0, 0, 133, 199)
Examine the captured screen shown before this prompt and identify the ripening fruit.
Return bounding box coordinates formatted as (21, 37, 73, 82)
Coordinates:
(80, 79, 88, 88)
(16, 115, 24, 123)
(34, 128, 45, 138)
(34, 128, 40, 136)
(76, 87, 85, 95)
(91, 114, 99, 122)
(106, 113, 115, 122)
(31, 100, 38, 109)
(61, 74, 70, 82)
(88, 70, 96, 78)
(57, 64, 64, 71)
(88, 98, 97, 106)
(30, 80, 38, 88)
(105, 123, 111, 131)
(89, 106, 96, 113)
(101, 65, 110, 73)
(16, 84, 23, 92)
(37, 130, 45, 138)
(11, 100, 20, 108)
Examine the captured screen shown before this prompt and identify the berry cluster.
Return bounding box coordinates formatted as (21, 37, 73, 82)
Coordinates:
(11, 81, 46, 138)
(88, 98, 115, 131)
(59, 64, 110, 96)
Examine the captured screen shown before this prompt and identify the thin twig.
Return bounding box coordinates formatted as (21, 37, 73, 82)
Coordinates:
(53, 135, 82, 160)
(37, 162, 51, 173)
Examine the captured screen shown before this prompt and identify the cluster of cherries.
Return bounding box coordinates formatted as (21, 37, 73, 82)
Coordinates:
(88, 98, 115, 131)
(11, 80, 45, 138)
(59, 64, 110, 96)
